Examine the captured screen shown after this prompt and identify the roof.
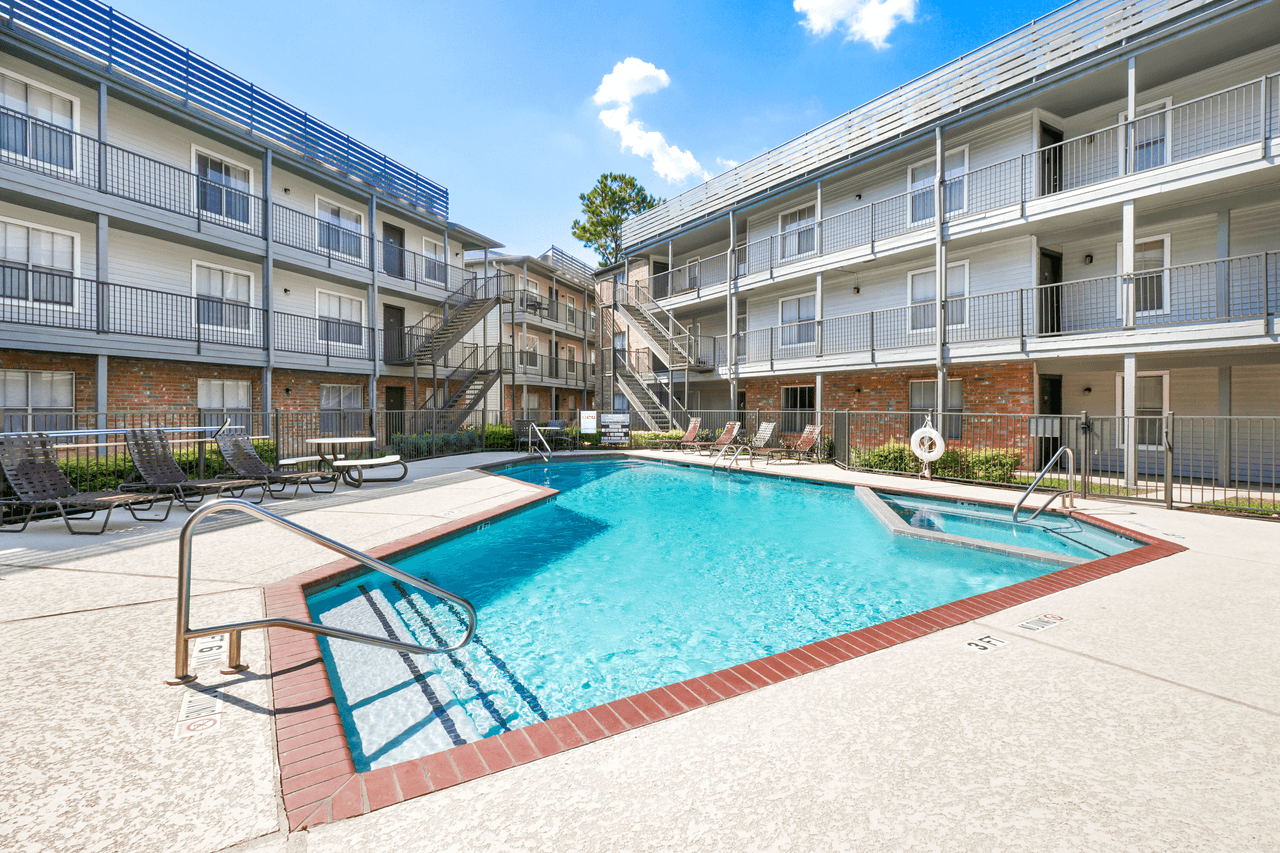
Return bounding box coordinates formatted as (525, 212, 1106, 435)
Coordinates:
(620, 0, 1220, 249)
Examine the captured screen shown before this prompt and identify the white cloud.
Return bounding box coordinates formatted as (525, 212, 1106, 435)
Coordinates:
(716, 157, 740, 170)
(795, 0, 918, 49)
(593, 57, 711, 184)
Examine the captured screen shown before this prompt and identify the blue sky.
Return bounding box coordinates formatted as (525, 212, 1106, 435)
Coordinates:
(110, 0, 1066, 265)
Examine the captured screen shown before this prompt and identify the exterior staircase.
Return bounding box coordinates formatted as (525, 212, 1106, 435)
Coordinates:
(426, 344, 507, 432)
(610, 282, 693, 431)
(612, 351, 688, 432)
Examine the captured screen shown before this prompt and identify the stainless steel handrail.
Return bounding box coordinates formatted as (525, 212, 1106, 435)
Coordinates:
(527, 423, 552, 462)
(711, 443, 750, 473)
(1012, 446, 1076, 523)
(166, 498, 477, 684)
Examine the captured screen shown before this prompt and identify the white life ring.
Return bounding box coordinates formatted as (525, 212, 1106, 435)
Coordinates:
(910, 426, 946, 462)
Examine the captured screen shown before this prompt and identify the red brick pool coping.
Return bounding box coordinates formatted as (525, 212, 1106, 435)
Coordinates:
(261, 469, 1185, 831)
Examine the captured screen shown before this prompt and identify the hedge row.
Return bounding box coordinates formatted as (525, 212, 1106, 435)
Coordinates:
(852, 441, 1022, 483)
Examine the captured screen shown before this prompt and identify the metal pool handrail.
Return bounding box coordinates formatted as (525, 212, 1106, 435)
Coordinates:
(166, 498, 476, 684)
(1012, 446, 1076, 523)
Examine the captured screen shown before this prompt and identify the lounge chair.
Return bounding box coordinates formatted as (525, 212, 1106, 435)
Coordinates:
(122, 428, 264, 510)
(656, 417, 700, 451)
(741, 421, 778, 459)
(758, 424, 823, 465)
(0, 433, 174, 534)
(683, 421, 740, 455)
(215, 432, 339, 498)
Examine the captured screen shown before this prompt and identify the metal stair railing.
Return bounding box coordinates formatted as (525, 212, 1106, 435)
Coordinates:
(616, 284, 693, 365)
(527, 423, 553, 462)
(711, 443, 751, 473)
(402, 273, 511, 365)
(1012, 446, 1076, 522)
(166, 499, 476, 684)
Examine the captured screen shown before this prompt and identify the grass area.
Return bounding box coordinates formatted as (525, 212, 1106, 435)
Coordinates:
(1191, 498, 1280, 517)
(1011, 475, 1136, 497)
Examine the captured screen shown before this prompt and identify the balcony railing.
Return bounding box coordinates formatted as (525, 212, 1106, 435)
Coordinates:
(273, 311, 375, 363)
(511, 290, 596, 336)
(0, 104, 266, 236)
(378, 241, 467, 291)
(721, 251, 1277, 367)
(637, 75, 1278, 300)
(512, 352, 593, 384)
(272, 203, 370, 268)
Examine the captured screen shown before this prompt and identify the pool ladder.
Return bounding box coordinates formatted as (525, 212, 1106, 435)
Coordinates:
(1012, 446, 1076, 522)
(165, 499, 477, 684)
(526, 423, 553, 462)
(711, 443, 751, 473)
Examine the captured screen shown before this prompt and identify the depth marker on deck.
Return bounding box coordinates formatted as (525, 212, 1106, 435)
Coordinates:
(1018, 613, 1067, 632)
(175, 685, 223, 738)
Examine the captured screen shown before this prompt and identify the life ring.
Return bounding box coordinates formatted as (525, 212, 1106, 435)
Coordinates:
(910, 426, 946, 462)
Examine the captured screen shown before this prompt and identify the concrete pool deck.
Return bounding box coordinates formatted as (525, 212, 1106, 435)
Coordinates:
(1, 450, 1277, 852)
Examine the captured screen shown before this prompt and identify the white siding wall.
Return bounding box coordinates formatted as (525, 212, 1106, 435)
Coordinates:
(0, 55, 98, 137)
(109, 230, 257, 299)
(0, 199, 95, 276)
(106, 99, 258, 185)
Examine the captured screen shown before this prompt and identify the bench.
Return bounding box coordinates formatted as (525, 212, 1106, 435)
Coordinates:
(329, 454, 407, 488)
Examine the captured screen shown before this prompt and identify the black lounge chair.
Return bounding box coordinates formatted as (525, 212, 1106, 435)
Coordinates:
(122, 428, 264, 510)
(0, 433, 173, 534)
(215, 432, 339, 499)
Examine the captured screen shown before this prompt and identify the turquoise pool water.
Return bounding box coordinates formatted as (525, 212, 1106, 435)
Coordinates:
(307, 459, 1137, 770)
(877, 491, 1138, 560)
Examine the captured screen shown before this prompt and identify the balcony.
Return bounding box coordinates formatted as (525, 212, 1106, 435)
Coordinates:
(0, 105, 265, 237)
(509, 290, 596, 337)
(641, 75, 1279, 303)
(0, 262, 379, 364)
(718, 251, 1279, 371)
(512, 351, 595, 386)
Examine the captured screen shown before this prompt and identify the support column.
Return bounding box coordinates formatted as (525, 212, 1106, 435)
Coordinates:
(815, 270, 824, 356)
(262, 150, 274, 364)
(1216, 366, 1232, 487)
(1122, 200, 1136, 328)
(95, 354, 108, 420)
(97, 82, 107, 193)
(1123, 353, 1137, 486)
(368, 196, 379, 417)
(1216, 210, 1231, 318)
(261, 367, 272, 416)
(934, 127, 948, 411)
(727, 211, 737, 410)
(95, 213, 109, 334)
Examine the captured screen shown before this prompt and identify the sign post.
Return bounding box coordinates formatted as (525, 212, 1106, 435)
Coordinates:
(600, 413, 630, 446)
(581, 410, 598, 434)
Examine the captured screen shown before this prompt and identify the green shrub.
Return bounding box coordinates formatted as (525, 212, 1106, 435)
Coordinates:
(483, 424, 514, 450)
(851, 441, 1021, 483)
(631, 429, 682, 448)
(389, 430, 482, 459)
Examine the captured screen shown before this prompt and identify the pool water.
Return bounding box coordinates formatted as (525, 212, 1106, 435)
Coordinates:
(307, 460, 1136, 770)
(876, 491, 1138, 560)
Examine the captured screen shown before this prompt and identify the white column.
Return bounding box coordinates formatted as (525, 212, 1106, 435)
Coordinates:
(1122, 200, 1136, 328)
(1123, 353, 1137, 486)
(934, 127, 948, 408)
(727, 211, 737, 410)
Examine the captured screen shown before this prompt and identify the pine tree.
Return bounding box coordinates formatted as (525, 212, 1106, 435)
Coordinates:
(571, 173, 662, 267)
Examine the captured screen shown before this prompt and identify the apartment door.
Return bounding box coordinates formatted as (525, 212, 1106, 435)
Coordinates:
(1037, 249, 1063, 335)
(650, 260, 670, 299)
(383, 304, 405, 364)
(1036, 374, 1062, 468)
(385, 386, 405, 441)
(382, 223, 405, 278)
(1038, 123, 1064, 195)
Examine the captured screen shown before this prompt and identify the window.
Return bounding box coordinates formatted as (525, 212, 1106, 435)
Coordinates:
(316, 289, 365, 347)
(779, 294, 816, 345)
(1115, 236, 1170, 316)
(197, 378, 251, 430)
(1, 369, 74, 431)
(910, 379, 963, 441)
(564, 344, 578, 375)
(320, 384, 364, 434)
(0, 217, 76, 306)
(685, 257, 701, 290)
(0, 71, 75, 170)
(423, 237, 446, 283)
(193, 263, 252, 330)
(735, 300, 747, 361)
(519, 334, 539, 367)
(781, 385, 815, 433)
(1119, 100, 1170, 173)
(193, 148, 252, 224)
(562, 293, 578, 326)
(778, 205, 816, 260)
(909, 148, 967, 223)
(908, 262, 968, 331)
(1116, 372, 1168, 448)
(316, 197, 364, 260)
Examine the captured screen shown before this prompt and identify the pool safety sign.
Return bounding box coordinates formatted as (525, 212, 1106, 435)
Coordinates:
(1018, 613, 1067, 631)
(581, 410, 598, 434)
(175, 685, 223, 738)
(600, 413, 630, 445)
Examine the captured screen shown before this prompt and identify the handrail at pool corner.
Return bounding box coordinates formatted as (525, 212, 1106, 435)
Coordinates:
(166, 498, 476, 685)
(1012, 446, 1076, 523)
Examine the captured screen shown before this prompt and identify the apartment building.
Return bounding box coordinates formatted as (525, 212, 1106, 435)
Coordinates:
(0, 1, 509, 433)
(465, 246, 599, 417)
(603, 0, 1280, 479)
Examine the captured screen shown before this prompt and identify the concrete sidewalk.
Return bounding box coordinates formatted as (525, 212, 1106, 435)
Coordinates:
(1, 451, 1277, 852)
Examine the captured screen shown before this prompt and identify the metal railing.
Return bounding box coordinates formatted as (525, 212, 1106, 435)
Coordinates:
(273, 203, 370, 268)
(1, 0, 448, 217)
(378, 241, 467, 291)
(629, 74, 1275, 299)
(512, 352, 592, 384)
(510, 290, 596, 337)
(1012, 445, 1077, 521)
(715, 251, 1276, 367)
(0, 104, 266, 236)
(274, 311, 375, 364)
(168, 499, 475, 683)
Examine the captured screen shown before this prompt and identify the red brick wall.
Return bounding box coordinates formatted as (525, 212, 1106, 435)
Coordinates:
(0, 348, 97, 409)
(106, 358, 262, 411)
(273, 369, 368, 411)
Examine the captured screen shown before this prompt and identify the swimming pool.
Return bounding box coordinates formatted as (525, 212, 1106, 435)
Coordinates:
(306, 458, 1138, 771)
